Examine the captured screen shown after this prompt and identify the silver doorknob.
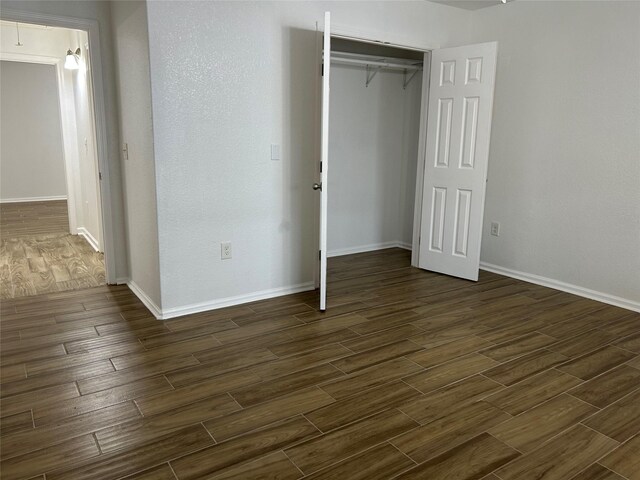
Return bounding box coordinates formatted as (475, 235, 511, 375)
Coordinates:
(313, 183, 322, 191)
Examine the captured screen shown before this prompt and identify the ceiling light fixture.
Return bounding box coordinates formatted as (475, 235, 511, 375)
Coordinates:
(64, 47, 81, 70)
(501, 0, 508, 3)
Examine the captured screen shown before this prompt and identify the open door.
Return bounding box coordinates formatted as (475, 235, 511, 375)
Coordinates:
(315, 12, 331, 311)
(418, 42, 497, 281)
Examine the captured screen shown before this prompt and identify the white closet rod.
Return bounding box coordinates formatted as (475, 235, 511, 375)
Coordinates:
(328, 51, 423, 88)
(331, 56, 422, 71)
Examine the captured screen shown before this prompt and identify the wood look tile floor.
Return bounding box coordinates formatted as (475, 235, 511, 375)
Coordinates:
(0, 248, 639, 479)
(0, 201, 105, 299)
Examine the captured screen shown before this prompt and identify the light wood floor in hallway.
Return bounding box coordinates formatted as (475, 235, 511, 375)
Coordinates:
(0, 201, 105, 299)
(0, 249, 639, 479)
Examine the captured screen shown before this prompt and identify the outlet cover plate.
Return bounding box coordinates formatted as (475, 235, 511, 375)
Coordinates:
(221, 242, 232, 260)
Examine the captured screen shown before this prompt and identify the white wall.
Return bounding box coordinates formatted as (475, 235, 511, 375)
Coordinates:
(145, 0, 472, 313)
(0, 61, 67, 201)
(110, 0, 162, 308)
(1, 0, 129, 280)
(328, 65, 422, 255)
(471, 1, 640, 306)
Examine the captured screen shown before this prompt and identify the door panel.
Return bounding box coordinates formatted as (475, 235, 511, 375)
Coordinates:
(418, 42, 497, 281)
(318, 12, 331, 311)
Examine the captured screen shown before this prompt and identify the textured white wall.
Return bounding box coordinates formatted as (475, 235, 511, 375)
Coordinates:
(472, 1, 640, 304)
(110, 0, 162, 307)
(145, 1, 472, 310)
(0, 61, 67, 201)
(2, 0, 129, 280)
(328, 65, 422, 254)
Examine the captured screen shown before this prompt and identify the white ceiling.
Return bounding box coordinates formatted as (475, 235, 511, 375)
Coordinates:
(429, 0, 504, 11)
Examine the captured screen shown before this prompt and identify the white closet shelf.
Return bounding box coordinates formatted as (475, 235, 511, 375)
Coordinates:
(329, 51, 423, 88)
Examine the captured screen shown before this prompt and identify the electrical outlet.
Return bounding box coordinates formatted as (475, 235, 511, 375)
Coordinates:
(490, 222, 501, 237)
(221, 242, 232, 260)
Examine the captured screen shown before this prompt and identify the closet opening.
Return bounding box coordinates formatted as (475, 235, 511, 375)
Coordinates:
(325, 37, 429, 274)
(315, 13, 497, 311)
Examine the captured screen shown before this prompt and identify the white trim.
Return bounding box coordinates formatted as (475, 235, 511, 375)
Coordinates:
(127, 280, 315, 321)
(480, 262, 640, 313)
(411, 50, 432, 268)
(127, 280, 162, 319)
(330, 23, 439, 52)
(116, 277, 129, 285)
(328, 241, 412, 258)
(0, 52, 58, 64)
(1, 8, 117, 284)
(77, 227, 100, 252)
(149, 282, 315, 320)
(0, 195, 67, 203)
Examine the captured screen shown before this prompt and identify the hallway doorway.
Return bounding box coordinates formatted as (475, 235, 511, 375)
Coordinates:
(0, 21, 106, 298)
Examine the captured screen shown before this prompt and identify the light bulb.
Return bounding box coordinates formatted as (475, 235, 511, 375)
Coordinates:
(64, 48, 80, 70)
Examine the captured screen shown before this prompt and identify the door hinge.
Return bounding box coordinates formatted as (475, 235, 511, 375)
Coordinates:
(99, 172, 103, 180)
(321, 63, 324, 77)
(319, 250, 321, 260)
(320, 161, 323, 173)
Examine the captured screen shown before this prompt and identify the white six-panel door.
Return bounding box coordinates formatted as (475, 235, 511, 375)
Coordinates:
(418, 42, 498, 281)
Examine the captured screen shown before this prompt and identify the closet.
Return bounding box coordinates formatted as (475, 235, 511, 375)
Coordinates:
(327, 38, 425, 258)
(314, 12, 498, 311)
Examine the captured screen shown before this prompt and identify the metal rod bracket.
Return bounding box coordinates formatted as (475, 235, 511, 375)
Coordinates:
(365, 64, 381, 88)
(403, 68, 420, 89)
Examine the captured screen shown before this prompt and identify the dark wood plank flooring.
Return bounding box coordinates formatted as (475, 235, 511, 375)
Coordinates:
(0, 248, 638, 479)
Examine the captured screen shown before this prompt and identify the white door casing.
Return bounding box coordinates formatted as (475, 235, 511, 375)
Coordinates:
(318, 11, 331, 311)
(418, 42, 498, 281)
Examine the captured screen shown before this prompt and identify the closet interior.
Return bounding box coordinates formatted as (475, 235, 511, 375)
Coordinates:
(327, 37, 425, 258)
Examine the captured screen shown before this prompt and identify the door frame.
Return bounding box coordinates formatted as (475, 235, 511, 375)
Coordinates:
(1, 8, 117, 284)
(315, 22, 435, 272)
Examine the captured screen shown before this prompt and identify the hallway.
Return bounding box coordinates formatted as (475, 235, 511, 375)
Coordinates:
(0, 200, 105, 299)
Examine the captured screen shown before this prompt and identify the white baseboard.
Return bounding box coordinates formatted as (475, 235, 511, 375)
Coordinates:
(127, 280, 163, 319)
(328, 241, 412, 258)
(115, 277, 129, 285)
(126, 280, 316, 320)
(0, 195, 67, 204)
(158, 282, 316, 320)
(77, 227, 100, 252)
(480, 262, 640, 313)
